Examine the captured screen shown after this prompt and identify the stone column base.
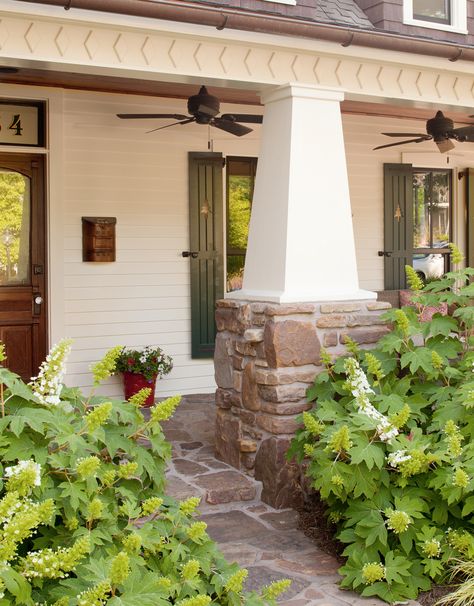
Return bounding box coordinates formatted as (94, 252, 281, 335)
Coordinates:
(214, 298, 391, 509)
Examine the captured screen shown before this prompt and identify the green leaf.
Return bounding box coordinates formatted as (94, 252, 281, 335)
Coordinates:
(462, 496, 474, 516)
(378, 332, 405, 354)
(348, 436, 385, 470)
(399, 527, 415, 555)
(425, 335, 462, 359)
(0, 567, 32, 604)
(424, 314, 458, 338)
(384, 550, 412, 584)
(9, 415, 26, 437)
(351, 464, 377, 498)
(453, 305, 474, 325)
(0, 367, 35, 401)
(59, 481, 90, 510)
(401, 348, 435, 374)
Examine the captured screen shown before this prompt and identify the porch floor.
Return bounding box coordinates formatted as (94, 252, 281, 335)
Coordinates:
(162, 395, 386, 606)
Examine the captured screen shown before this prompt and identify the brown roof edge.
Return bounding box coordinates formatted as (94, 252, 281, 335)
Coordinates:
(14, 0, 474, 63)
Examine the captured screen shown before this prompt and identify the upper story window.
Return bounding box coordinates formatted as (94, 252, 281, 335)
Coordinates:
(413, 0, 450, 23)
(262, 0, 296, 4)
(403, 0, 467, 33)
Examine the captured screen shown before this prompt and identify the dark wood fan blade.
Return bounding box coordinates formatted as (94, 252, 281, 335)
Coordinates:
(212, 118, 252, 136)
(146, 118, 195, 134)
(452, 125, 474, 141)
(117, 113, 188, 120)
(198, 104, 219, 117)
(373, 137, 431, 150)
(381, 132, 429, 137)
(221, 113, 263, 124)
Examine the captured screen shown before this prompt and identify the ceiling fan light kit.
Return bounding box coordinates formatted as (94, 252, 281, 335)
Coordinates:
(117, 85, 263, 137)
(374, 110, 474, 153)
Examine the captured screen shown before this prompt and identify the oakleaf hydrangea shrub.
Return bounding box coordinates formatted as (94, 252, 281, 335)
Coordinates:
(289, 254, 474, 603)
(0, 343, 288, 605)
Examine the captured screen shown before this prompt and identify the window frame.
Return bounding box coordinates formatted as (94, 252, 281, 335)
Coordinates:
(403, 0, 467, 33)
(262, 0, 296, 5)
(412, 166, 452, 276)
(225, 156, 257, 293)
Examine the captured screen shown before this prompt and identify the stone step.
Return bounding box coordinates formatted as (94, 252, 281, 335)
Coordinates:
(166, 466, 259, 505)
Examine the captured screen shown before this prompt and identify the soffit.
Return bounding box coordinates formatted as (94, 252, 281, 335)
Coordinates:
(1, 68, 473, 125)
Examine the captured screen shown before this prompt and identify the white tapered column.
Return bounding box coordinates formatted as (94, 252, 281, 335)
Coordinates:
(231, 84, 375, 303)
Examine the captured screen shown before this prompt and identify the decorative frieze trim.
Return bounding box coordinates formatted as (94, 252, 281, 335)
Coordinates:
(0, 8, 474, 107)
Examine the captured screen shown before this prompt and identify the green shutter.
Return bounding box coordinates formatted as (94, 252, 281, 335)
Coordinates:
(466, 168, 474, 268)
(188, 152, 224, 358)
(383, 163, 413, 290)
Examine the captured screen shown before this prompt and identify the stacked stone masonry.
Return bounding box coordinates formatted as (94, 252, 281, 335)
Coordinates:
(214, 298, 391, 509)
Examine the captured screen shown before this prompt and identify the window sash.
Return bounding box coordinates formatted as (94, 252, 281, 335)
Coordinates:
(413, 0, 451, 24)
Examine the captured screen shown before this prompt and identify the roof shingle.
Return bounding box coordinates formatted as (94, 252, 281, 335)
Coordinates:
(189, 0, 374, 29)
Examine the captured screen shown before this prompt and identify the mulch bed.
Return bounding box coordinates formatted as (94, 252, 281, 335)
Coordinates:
(296, 491, 454, 606)
(296, 492, 345, 564)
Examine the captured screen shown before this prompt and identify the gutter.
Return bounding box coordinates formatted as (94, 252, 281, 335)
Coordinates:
(14, 0, 474, 63)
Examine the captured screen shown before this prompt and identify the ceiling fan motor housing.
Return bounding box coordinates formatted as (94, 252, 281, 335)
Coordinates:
(188, 86, 220, 123)
(427, 111, 454, 141)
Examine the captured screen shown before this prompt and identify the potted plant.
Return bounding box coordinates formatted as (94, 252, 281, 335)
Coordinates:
(115, 345, 173, 406)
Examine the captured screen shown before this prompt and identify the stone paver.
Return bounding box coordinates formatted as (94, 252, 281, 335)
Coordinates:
(162, 395, 388, 606)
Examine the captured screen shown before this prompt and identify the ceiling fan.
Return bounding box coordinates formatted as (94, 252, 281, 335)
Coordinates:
(117, 85, 263, 136)
(374, 110, 474, 153)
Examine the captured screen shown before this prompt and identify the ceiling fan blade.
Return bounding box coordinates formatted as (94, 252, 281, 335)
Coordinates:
(198, 104, 219, 117)
(373, 137, 431, 150)
(381, 132, 429, 138)
(211, 118, 252, 136)
(435, 139, 455, 153)
(117, 113, 188, 120)
(146, 118, 195, 134)
(452, 125, 474, 141)
(221, 113, 263, 124)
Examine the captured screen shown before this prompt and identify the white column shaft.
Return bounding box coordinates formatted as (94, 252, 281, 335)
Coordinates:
(231, 84, 375, 303)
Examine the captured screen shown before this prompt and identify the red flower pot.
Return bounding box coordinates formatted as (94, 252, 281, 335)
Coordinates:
(122, 372, 157, 407)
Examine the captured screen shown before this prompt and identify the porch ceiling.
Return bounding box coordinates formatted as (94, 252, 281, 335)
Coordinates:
(1, 67, 473, 123)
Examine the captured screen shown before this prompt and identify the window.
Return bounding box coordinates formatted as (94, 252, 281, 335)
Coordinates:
(226, 157, 257, 292)
(412, 169, 451, 281)
(403, 0, 467, 33)
(262, 0, 296, 5)
(413, 0, 450, 23)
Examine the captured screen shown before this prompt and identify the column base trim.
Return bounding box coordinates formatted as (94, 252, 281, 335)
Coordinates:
(225, 288, 377, 303)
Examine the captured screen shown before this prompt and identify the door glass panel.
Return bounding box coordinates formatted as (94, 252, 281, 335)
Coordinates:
(412, 169, 450, 281)
(413, 0, 450, 23)
(0, 169, 31, 286)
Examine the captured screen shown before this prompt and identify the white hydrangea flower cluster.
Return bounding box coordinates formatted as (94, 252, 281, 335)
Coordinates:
(5, 460, 41, 487)
(344, 358, 399, 443)
(23, 550, 70, 579)
(30, 339, 73, 407)
(387, 450, 412, 468)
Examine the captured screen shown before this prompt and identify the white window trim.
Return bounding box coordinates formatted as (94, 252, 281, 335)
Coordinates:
(403, 0, 467, 33)
(262, 0, 296, 5)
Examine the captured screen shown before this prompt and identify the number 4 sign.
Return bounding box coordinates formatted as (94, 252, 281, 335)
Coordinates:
(0, 100, 45, 147)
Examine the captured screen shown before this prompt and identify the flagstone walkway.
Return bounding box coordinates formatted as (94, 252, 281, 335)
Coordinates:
(162, 394, 385, 606)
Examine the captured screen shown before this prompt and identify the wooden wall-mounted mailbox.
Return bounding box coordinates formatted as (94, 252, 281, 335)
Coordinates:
(82, 217, 116, 262)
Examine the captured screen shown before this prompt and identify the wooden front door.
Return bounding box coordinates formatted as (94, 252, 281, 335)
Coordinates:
(0, 153, 47, 380)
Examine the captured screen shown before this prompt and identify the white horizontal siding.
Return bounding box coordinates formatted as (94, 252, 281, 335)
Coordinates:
(58, 89, 260, 397)
(53, 89, 474, 398)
